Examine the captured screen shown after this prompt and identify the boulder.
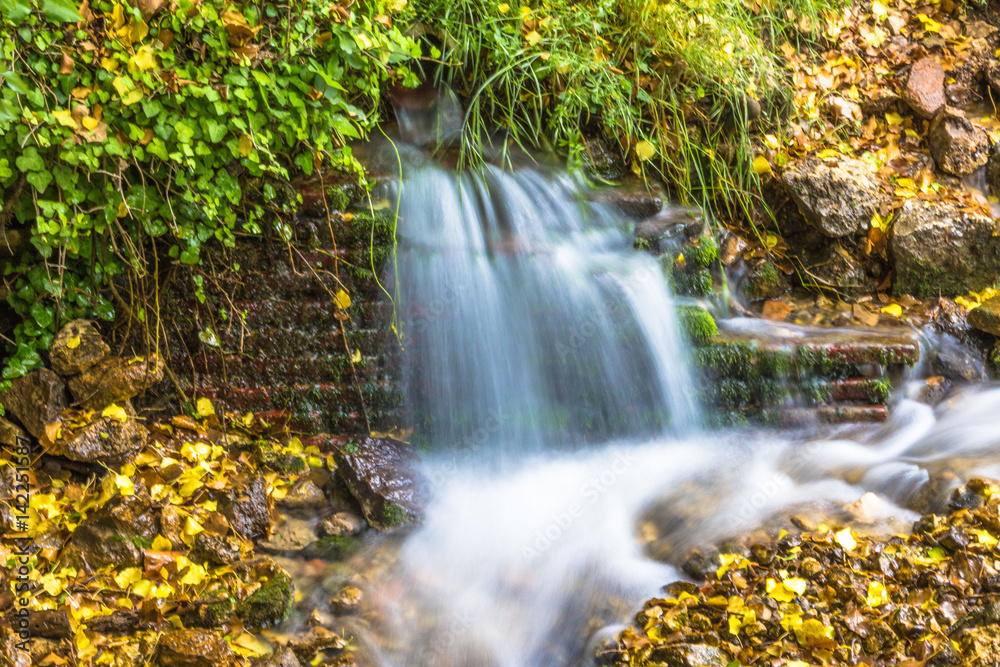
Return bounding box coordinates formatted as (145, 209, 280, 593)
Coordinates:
(49, 320, 109, 376)
(891, 199, 1000, 297)
(27, 610, 71, 639)
(233, 558, 295, 630)
(780, 157, 879, 238)
(193, 533, 242, 566)
(3, 369, 68, 440)
(277, 480, 327, 511)
(214, 473, 271, 540)
(647, 643, 731, 667)
(62, 493, 157, 571)
(932, 334, 987, 384)
(970, 296, 1000, 337)
(0, 417, 25, 447)
(251, 649, 302, 667)
(902, 57, 945, 119)
(156, 629, 235, 667)
(317, 511, 365, 538)
(328, 585, 362, 615)
(633, 207, 703, 252)
(67, 355, 164, 409)
(744, 261, 789, 301)
(50, 415, 146, 466)
(333, 437, 424, 531)
(258, 515, 315, 554)
(287, 628, 346, 663)
(802, 242, 869, 297)
(929, 107, 989, 177)
(177, 584, 235, 628)
(593, 179, 665, 219)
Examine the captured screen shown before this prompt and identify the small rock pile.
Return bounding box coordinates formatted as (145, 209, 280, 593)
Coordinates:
(607, 478, 1000, 667)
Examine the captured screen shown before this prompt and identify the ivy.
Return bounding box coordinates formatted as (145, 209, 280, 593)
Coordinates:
(0, 0, 419, 383)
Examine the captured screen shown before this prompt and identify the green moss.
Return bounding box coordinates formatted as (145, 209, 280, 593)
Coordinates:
(307, 536, 361, 561)
(678, 306, 718, 346)
(131, 536, 153, 550)
(325, 185, 351, 212)
(800, 379, 831, 406)
(262, 451, 307, 475)
(746, 261, 787, 300)
(382, 502, 409, 527)
(688, 235, 719, 269)
(235, 570, 294, 630)
(634, 237, 651, 251)
(867, 378, 892, 405)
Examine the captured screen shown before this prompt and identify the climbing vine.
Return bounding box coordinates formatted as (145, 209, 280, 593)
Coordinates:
(0, 0, 419, 381)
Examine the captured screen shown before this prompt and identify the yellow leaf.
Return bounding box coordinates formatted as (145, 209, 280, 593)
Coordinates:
(635, 140, 656, 162)
(356, 32, 373, 49)
(238, 134, 253, 157)
(231, 633, 273, 657)
(132, 579, 153, 598)
(334, 289, 352, 309)
(112, 76, 131, 97)
(525, 30, 541, 46)
(121, 86, 144, 106)
(766, 576, 807, 602)
(102, 404, 128, 422)
(114, 567, 143, 589)
(835, 528, 857, 551)
(196, 397, 215, 417)
(817, 149, 840, 159)
(81, 116, 98, 131)
(795, 618, 834, 645)
(66, 336, 81, 349)
(885, 111, 904, 125)
(351, 349, 362, 363)
(52, 109, 78, 129)
(867, 580, 890, 606)
(871, 0, 887, 19)
(117, 201, 128, 218)
(100, 57, 119, 72)
(916, 13, 941, 33)
(498, 2, 510, 12)
(128, 46, 158, 73)
(763, 134, 779, 150)
(977, 530, 998, 549)
(752, 155, 772, 175)
(115, 474, 135, 496)
(179, 562, 207, 586)
(183, 516, 204, 537)
(519, 5, 531, 18)
(151, 535, 172, 551)
(881, 303, 903, 317)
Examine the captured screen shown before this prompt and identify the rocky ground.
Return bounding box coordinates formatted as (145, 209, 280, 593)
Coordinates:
(0, 321, 421, 666)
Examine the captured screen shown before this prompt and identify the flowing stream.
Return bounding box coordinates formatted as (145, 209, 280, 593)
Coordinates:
(347, 124, 1000, 667)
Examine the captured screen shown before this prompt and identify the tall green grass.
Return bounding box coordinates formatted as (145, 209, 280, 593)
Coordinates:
(403, 0, 839, 222)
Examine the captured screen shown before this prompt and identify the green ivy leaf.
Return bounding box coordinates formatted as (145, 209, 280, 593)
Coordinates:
(30, 301, 54, 329)
(1, 70, 31, 95)
(26, 170, 53, 193)
(0, 0, 31, 24)
(15, 148, 44, 172)
(41, 0, 84, 23)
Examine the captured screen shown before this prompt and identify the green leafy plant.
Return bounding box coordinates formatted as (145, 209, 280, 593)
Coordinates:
(0, 0, 419, 381)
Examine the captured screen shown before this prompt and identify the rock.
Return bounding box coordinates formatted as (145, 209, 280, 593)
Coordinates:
(156, 629, 235, 667)
(647, 643, 730, 667)
(911, 376, 954, 406)
(780, 157, 879, 238)
(633, 207, 703, 251)
(333, 437, 423, 531)
(62, 493, 157, 571)
(2, 369, 68, 440)
(252, 648, 302, 667)
(177, 584, 235, 628)
(278, 480, 327, 511)
(928, 107, 990, 177)
(234, 558, 295, 631)
(193, 533, 242, 566)
(287, 627, 346, 663)
(802, 242, 869, 297)
(957, 626, 1000, 667)
(988, 144, 1000, 197)
(985, 60, 1000, 99)
(51, 415, 146, 465)
(328, 585, 362, 615)
(0, 626, 29, 667)
(259, 515, 315, 554)
(902, 57, 946, 119)
(744, 261, 789, 300)
(317, 511, 365, 538)
(305, 535, 360, 561)
(215, 473, 271, 540)
(933, 334, 987, 384)
(49, 320, 110, 376)
(970, 297, 1000, 337)
(824, 95, 862, 123)
(581, 135, 626, 181)
(28, 610, 71, 639)
(67, 355, 164, 409)
(0, 417, 25, 447)
(891, 199, 1000, 298)
(593, 179, 665, 219)
(87, 610, 139, 635)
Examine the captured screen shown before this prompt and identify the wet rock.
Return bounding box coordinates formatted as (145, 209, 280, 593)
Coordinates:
(178, 584, 235, 628)
(252, 648, 302, 667)
(26, 638, 70, 665)
(62, 493, 157, 571)
(156, 629, 235, 667)
(988, 144, 1000, 198)
(0, 417, 25, 447)
(278, 480, 327, 511)
(933, 334, 987, 384)
(2, 369, 68, 440)
(681, 551, 718, 581)
(328, 585, 362, 615)
(985, 60, 1000, 99)
(939, 526, 970, 552)
(67, 355, 164, 409)
(305, 535, 360, 561)
(780, 157, 879, 238)
(802, 242, 869, 296)
(49, 320, 109, 376)
(902, 57, 946, 119)
(28, 610, 71, 639)
(929, 107, 990, 177)
(957, 626, 1000, 667)
(744, 261, 789, 301)
(970, 297, 1000, 337)
(51, 415, 147, 465)
(215, 473, 271, 540)
(891, 199, 1000, 298)
(317, 511, 365, 538)
(911, 376, 954, 406)
(234, 559, 295, 630)
(594, 179, 665, 219)
(581, 135, 626, 181)
(259, 515, 316, 554)
(288, 627, 346, 663)
(634, 207, 703, 251)
(333, 437, 423, 531)
(193, 533, 242, 566)
(87, 610, 139, 635)
(647, 643, 730, 667)
(0, 626, 29, 667)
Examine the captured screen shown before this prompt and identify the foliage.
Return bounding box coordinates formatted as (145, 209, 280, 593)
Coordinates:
(405, 0, 839, 211)
(0, 0, 419, 381)
(677, 305, 717, 345)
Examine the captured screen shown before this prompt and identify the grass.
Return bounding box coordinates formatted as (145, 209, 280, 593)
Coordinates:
(402, 0, 841, 221)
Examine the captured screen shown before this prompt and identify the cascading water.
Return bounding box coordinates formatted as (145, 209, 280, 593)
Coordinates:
(341, 100, 1000, 667)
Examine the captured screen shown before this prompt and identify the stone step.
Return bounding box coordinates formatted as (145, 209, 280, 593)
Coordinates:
(701, 377, 892, 410)
(777, 405, 888, 425)
(189, 352, 387, 388)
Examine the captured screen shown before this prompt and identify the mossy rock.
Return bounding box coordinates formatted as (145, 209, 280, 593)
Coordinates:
(678, 306, 718, 346)
(180, 585, 236, 628)
(305, 535, 361, 561)
(262, 451, 308, 475)
(687, 235, 719, 269)
(745, 261, 789, 301)
(235, 568, 294, 631)
(382, 502, 408, 528)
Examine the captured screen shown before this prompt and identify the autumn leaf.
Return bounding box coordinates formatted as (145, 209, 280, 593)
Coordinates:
(196, 397, 215, 417)
(102, 404, 128, 422)
(752, 155, 771, 175)
(334, 289, 352, 309)
(835, 528, 857, 551)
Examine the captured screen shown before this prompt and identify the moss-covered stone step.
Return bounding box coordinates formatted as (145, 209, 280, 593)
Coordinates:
(776, 405, 888, 425)
(190, 353, 386, 387)
(700, 377, 893, 410)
